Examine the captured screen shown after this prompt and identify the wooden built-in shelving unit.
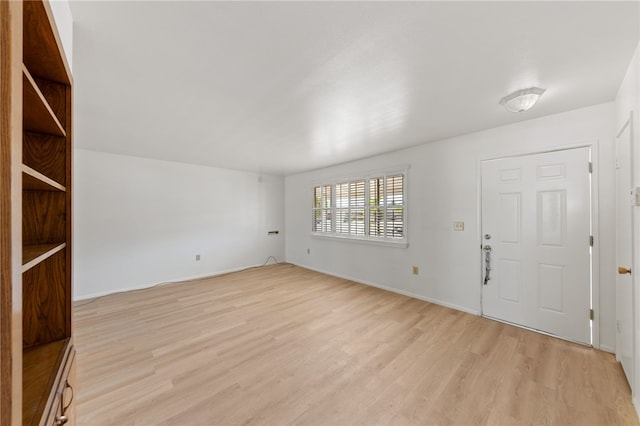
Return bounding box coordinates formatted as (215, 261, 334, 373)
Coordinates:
(1, 0, 75, 424)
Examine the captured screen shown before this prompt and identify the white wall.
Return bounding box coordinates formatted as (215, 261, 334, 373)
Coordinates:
(73, 149, 285, 300)
(614, 42, 640, 412)
(286, 103, 617, 350)
(49, 0, 73, 71)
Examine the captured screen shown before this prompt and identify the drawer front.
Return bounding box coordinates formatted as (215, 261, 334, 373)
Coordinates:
(42, 347, 76, 426)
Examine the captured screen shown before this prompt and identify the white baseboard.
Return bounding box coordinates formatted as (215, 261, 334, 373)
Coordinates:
(73, 263, 267, 302)
(598, 344, 615, 354)
(289, 262, 480, 316)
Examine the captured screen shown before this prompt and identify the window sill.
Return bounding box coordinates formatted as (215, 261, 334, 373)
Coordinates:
(311, 233, 409, 248)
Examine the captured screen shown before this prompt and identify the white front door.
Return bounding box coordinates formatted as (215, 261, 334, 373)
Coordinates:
(616, 118, 634, 386)
(481, 147, 591, 345)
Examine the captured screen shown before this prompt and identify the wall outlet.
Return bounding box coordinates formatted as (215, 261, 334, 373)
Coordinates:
(195, 254, 201, 261)
(453, 221, 464, 231)
(307, 248, 310, 255)
(412, 266, 419, 275)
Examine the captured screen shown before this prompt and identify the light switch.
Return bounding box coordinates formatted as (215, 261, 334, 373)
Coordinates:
(453, 222, 464, 231)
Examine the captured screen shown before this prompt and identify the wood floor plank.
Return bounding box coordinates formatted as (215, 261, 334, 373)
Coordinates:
(74, 264, 639, 425)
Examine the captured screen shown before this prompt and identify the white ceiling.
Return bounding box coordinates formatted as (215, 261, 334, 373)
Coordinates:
(69, 1, 639, 176)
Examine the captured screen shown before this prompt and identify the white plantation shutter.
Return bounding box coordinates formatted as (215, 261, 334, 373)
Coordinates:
(350, 180, 365, 235)
(312, 185, 332, 233)
(386, 175, 404, 238)
(335, 181, 366, 236)
(369, 177, 384, 237)
(335, 183, 349, 234)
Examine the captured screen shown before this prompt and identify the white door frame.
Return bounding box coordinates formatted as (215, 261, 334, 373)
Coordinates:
(477, 141, 601, 348)
(616, 114, 635, 389)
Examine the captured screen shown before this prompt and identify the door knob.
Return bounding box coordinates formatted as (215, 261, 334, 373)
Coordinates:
(618, 266, 632, 275)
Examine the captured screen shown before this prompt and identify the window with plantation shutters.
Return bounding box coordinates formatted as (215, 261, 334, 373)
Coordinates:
(312, 169, 407, 245)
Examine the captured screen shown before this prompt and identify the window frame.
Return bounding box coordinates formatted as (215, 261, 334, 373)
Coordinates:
(311, 167, 408, 248)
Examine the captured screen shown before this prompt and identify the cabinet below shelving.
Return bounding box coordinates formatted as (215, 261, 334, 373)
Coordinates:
(22, 338, 73, 426)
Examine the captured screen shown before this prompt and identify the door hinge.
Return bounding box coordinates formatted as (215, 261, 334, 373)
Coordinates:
(589, 236, 594, 246)
(589, 162, 593, 173)
(590, 309, 594, 320)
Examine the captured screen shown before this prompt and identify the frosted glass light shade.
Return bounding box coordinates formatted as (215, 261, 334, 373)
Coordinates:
(499, 87, 545, 113)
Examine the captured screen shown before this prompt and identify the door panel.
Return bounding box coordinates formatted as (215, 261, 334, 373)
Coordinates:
(537, 190, 565, 247)
(538, 263, 564, 313)
(499, 259, 521, 303)
(499, 193, 521, 243)
(481, 148, 591, 345)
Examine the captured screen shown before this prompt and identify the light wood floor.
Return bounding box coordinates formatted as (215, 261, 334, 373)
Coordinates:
(74, 264, 638, 425)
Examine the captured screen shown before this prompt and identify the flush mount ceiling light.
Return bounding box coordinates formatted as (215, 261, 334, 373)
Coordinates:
(499, 87, 545, 113)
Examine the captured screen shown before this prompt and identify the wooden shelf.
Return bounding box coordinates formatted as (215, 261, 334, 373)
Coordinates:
(23, 0, 71, 85)
(23, 66, 66, 137)
(22, 338, 71, 426)
(23, 164, 65, 192)
(22, 243, 66, 273)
